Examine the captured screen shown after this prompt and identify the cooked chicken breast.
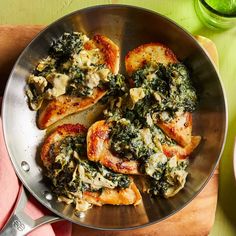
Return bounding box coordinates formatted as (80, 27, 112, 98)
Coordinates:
(84, 181, 141, 206)
(156, 112, 192, 147)
(41, 123, 87, 168)
(87, 120, 140, 175)
(125, 43, 198, 148)
(38, 34, 120, 129)
(162, 136, 201, 159)
(125, 43, 178, 76)
(41, 123, 141, 207)
(38, 89, 105, 129)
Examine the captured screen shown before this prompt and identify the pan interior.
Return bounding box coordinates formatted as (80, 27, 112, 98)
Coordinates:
(2, 5, 227, 229)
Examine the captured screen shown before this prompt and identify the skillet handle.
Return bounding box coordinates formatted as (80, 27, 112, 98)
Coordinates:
(0, 186, 61, 236)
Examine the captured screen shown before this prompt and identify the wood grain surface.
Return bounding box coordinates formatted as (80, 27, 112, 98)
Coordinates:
(0, 25, 219, 236)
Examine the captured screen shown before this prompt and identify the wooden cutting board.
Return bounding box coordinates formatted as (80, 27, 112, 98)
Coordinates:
(0, 25, 219, 236)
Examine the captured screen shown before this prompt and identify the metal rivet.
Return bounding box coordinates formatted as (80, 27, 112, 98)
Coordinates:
(75, 211, 85, 218)
(21, 161, 30, 172)
(44, 191, 53, 201)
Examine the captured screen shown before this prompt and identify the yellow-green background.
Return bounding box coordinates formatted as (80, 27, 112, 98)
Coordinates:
(0, 0, 236, 235)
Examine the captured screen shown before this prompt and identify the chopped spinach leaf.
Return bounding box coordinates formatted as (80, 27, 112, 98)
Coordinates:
(109, 119, 153, 160)
(49, 32, 83, 63)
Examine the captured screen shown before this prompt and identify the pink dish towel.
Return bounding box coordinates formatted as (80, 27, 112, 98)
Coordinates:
(0, 116, 72, 236)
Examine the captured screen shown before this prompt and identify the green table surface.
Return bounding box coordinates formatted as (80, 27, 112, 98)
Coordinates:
(0, 0, 235, 235)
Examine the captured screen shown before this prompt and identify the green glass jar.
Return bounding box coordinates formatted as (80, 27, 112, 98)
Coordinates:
(195, 0, 236, 29)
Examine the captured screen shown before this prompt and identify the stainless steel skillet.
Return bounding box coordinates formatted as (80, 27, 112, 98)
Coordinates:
(1, 4, 227, 235)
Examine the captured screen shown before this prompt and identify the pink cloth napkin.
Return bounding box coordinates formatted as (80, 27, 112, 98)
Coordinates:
(0, 116, 72, 236)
